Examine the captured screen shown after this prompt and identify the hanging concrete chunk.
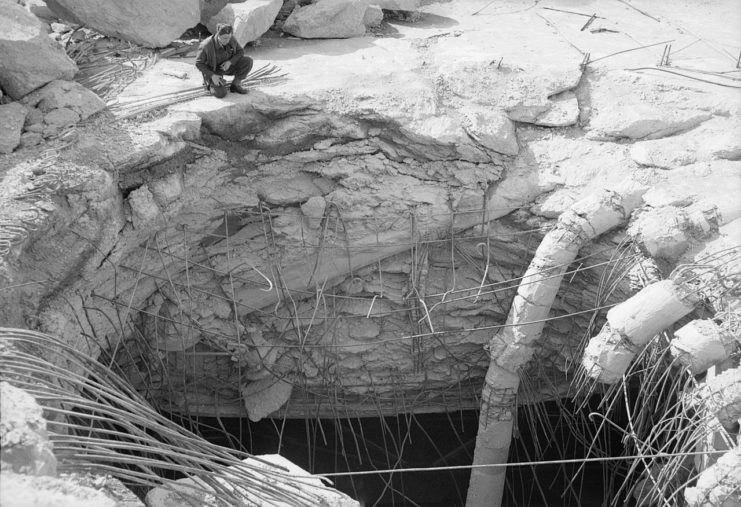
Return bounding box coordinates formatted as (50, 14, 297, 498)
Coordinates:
(0, 1, 77, 100)
(670, 319, 736, 375)
(283, 0, 369, 39)
(44, 0, 200, 48)
(206, 0, 283, 45)
(241, 377, 294, 422)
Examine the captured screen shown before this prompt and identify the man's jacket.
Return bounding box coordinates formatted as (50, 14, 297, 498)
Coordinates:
(195, 36, 245, 81)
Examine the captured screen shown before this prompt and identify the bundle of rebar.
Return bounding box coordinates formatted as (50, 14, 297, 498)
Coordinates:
(106, 64, 287, 120)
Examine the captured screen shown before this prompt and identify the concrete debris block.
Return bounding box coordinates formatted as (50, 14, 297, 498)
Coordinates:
(684, 445, 741, 507)
(241, 377, 294, 422)
(146, 455, 360, 507)
(44, 0, 200, 48)
(0, 382, 57, 476)
(151, 300, 202, 351)
(255, 172, 327, 205)
(0, 102, 29, 154)
(207, 0, 282, 45)
(43, 107, 80, 128)
(671, 319, 735, 375)
(283, 0, 368, 39)
(21, 80, 105, 120)
(363, 4, 384, 28)
(0, 1, 77, 100)
(0, 471, 117, 507)
(461, 106, 518, 156)
(128, 185, 162, 230)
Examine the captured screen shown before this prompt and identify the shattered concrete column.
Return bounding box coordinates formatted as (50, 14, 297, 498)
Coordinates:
(684, 441, 741, 507)
(582, 279, 699, 383)
(466, 185, 646, 507)
(670, 319, 738, 375)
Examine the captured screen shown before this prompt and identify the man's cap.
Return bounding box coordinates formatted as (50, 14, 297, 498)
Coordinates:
(216, 23, 233, 36)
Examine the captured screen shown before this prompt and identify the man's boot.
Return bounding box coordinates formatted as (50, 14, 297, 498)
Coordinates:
(230, 81, 248, 94)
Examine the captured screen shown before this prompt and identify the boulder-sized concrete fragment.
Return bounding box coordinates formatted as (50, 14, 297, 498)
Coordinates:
(0, 382, 57, 476)
(146, 455, 360, 507)
(44, 0, 200, 48)
(241, 377, 294, 422)
(21, 80, 105, 120)
(283, 0, 368, 39)
(0, 471, 117, 507)
(670, 319, 736, 375)
(462, 106, 518, 156)
(207, 0, 282, 45)
(0, 1, 77, 99)
(684, 445, 741, 507)
(0, 102, 28, 154)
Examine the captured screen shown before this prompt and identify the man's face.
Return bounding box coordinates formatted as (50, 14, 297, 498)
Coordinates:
(217, 33, 231, 46)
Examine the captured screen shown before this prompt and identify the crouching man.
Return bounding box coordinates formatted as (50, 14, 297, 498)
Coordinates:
(195, 23, 253, 98)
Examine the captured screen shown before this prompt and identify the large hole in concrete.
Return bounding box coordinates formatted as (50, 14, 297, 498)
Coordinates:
(168, 396, 632, 506)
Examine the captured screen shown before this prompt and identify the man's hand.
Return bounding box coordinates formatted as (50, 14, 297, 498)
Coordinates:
(219, 61, 232, 72)
(211, 74, 225, 87)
